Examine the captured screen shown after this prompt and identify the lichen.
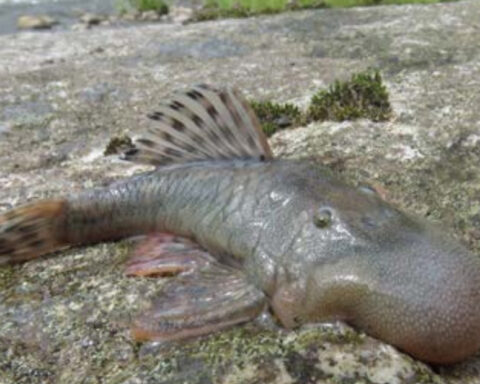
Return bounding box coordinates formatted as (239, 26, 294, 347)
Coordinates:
(249, 100, 302, 137)
(307, 69, 392, 122)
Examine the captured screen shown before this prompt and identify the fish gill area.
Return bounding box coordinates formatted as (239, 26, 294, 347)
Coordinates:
(1, 1, 480, 383)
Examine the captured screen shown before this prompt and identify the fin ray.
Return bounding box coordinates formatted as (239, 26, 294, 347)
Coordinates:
(125, 233, 214, 277)
(131, 261, 266, 341)
(0, 200, 67, 264)
(124, 84, 273, 166)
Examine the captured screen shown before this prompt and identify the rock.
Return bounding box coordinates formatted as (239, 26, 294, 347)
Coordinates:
(169, 6, 194, 24)
(120, 11, 140, 21)
(139, 10, 163, 22)
(1, 1, 480, 383)
(71, 23, 88, 32)
(79, 13, 106, 27)
(17, 15, 58, 30)
(0, 122, 11, 136)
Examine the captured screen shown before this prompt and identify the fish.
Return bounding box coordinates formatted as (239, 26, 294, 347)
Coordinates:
(1, 84, 480, 365)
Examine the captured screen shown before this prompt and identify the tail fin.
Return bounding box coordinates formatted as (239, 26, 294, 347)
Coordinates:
(0, 200, 67, 264)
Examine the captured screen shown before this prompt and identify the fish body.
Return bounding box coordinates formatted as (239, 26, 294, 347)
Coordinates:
(65, 160, 339, 291)
(1, 85, 480, 364)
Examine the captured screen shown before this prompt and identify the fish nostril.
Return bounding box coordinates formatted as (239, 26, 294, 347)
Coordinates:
(361, 216, 377, 229)
(314, 208, 333, 229)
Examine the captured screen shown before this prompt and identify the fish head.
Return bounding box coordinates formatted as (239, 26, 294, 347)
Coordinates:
(289, 182, 480, 364)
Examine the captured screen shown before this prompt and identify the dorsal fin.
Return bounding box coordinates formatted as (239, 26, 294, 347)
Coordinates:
(123, 84, 273, 166)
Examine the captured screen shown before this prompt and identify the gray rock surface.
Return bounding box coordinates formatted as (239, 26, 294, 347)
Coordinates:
(1, 1, 480, 383)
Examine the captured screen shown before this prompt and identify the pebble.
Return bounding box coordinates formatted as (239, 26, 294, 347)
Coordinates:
(169, 6, 193, 24)
(79, 13, 106, 27)
(17, 15, 58, 30)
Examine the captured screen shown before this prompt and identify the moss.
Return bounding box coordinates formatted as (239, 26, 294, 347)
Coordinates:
(411, 364, 445, 384)
(0, 265, 16, 292)
(307, 69, 392, 122)
(327, 0, 459, 5)
(191, 0, 457, 21)
(192, 4, 251, 21)
(250, 100, 302, 137)
(104, 135, 134, 156)
(188, 327, 283, 373)
(248, 70, 391, 138)
(291, 326, 365, 350)
(191, 0, 328, 22)
(116, 0, 169, 15)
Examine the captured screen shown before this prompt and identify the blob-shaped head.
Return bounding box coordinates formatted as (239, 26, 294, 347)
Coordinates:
(274, 171, 480, 364)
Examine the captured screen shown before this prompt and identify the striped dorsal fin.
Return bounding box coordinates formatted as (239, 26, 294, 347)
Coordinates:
(123, 84, 273, 166)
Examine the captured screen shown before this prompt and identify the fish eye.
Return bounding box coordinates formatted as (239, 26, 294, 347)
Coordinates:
(314, 208, 332, 228)
(358, 185, 377, 196)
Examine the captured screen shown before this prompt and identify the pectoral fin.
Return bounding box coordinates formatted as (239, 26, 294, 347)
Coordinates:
(131, 262, 266, 342)
(125, 234, 214, 277)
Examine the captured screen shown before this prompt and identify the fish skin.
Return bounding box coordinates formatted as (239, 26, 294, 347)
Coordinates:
(57, 158, 480, 364)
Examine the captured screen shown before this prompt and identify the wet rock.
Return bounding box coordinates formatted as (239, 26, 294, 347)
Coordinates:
(17, 15, 58, 30)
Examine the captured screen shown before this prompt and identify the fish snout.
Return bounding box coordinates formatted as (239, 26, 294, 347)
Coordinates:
(364, 239, 480, 364)
(307, 234, 480, 364)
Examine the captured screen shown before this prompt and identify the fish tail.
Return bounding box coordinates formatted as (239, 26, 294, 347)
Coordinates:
(0, 199, 68, 264)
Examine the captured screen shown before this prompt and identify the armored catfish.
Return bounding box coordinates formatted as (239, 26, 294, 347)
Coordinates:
(1, 85, 480, 365)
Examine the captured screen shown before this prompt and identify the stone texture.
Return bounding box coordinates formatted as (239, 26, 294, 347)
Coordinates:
(1, 1, 480, 383)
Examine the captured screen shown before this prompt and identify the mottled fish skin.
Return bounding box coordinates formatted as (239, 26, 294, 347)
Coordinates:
(2, 84, 480, 365)
(60, 158, 480, 364)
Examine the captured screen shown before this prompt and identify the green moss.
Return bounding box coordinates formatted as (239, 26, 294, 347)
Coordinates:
(192, 0, 327, 21)
(197, 327, 282, 366)
(104, 135, 134, 156)
(192, 4, 250, 21)
(249, 100, 302, 137)
(307, 69, 392, 122)
(292, 326, 365, 350)
(192, 0, 458, 21)
(0, 265, 16, 291)
(411, 364, 445, 384)
(116, 0, 169, 15)
(325, 0, 458, 6)
(248, 70, 391, 137)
